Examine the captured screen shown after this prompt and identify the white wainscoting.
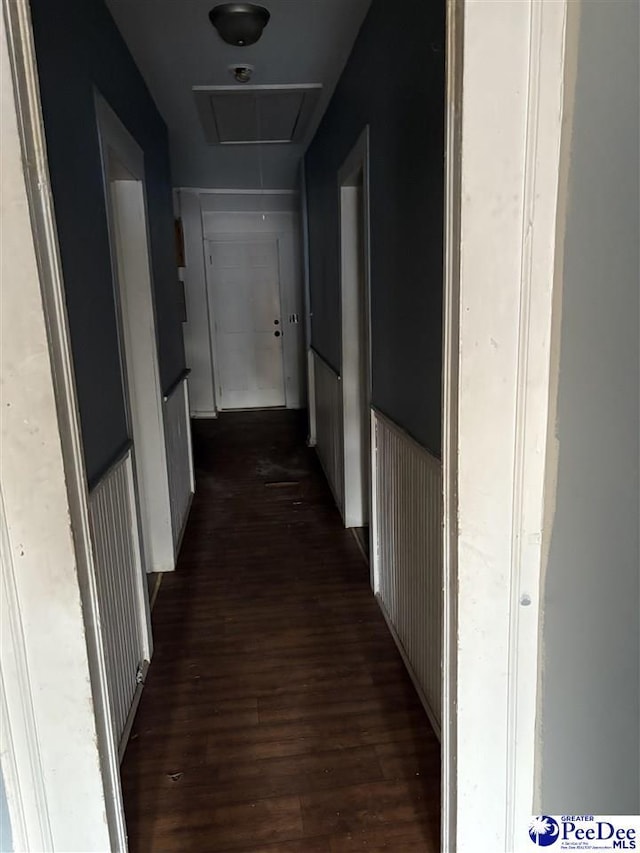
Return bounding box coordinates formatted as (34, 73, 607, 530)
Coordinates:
(88, 450, 151, 753)
(163, 373, 195, 555)
(311, 349, 344, 513)
(372, 409, 443, 736)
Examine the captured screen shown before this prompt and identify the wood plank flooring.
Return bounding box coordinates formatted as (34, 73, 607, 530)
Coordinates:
(121, 410, 440, 852)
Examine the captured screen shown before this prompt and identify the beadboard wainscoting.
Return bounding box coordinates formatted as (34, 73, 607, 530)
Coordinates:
(88, 449, 151, 754)
(372, 408, 443, 735)
(163, 372, 195, 555)
(310, 348, 344, 514)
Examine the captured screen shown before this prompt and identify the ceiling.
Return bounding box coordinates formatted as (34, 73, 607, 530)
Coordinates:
(106, 0, 372, 190)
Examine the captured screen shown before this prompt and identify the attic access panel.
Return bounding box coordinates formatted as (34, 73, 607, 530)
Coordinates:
(193, 84, 322, 145)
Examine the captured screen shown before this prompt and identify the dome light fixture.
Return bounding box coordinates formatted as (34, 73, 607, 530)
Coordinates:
(209, 3, 270, 47)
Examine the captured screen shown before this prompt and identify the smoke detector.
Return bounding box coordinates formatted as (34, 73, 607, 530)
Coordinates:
(228, 63, 254, 83)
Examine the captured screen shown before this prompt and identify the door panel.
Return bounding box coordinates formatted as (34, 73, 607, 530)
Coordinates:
(209, 238, 285, 409)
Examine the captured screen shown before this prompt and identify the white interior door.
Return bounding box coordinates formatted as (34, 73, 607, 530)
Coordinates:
(207, 238, 286, 409)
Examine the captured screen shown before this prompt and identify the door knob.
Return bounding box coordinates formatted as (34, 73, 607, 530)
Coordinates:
(274, 330, 281, 337)
(274, 319, 280, 325)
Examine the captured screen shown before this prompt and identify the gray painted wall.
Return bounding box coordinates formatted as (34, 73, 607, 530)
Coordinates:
(30, 0, 185, 483)
(305, 0, 445, 456)
(538, 0, 640, 813)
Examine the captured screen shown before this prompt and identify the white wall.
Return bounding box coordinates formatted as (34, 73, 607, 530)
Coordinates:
(178, 190, 305, 414)
(446, 1, 570, 848)
(1, 12, 117, 847)
(537, 0, 640, 814)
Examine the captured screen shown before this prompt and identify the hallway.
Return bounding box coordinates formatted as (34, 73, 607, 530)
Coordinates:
(121, 411, 440, 852)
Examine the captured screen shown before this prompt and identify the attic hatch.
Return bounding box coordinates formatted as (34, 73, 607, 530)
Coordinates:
(193, 84, 322, 145)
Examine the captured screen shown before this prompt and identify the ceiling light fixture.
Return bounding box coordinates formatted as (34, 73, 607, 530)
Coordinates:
(209, 3, 270, 47)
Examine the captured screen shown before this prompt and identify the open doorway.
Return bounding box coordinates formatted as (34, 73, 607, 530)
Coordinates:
(18, 0, 447, 846)
(96, 94, 174, 578)
(339, 128, 372, 564)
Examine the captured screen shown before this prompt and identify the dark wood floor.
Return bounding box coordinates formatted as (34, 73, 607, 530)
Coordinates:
(122, 410, 440, 852)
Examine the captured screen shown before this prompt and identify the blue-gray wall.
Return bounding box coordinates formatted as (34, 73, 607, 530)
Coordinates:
(538, 0, 640, 813)
(305, 0, 445, 456)
(30, 0, 185, 482)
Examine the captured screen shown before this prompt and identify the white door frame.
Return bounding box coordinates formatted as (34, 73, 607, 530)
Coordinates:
(95, 94, 175, 574)
(204, 233, 287, 410)
(338, 126, 372, 532)
(442, 1, 572, 850)
(300, 162, 316, 444)
(1, 2, 126, 848)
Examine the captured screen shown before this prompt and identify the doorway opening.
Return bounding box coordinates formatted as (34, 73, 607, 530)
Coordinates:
(5, 0, 456, 844)
(339, 128, 372, 565)
(96, 94, 174, 577)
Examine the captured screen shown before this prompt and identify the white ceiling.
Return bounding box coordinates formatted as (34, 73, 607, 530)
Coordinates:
(106, 0, 372, 190)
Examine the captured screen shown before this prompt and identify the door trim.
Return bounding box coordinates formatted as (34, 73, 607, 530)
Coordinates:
(95, 93, 175, 574)
(300, 162, 314, 439)
(1, 2, 127, 847)
(0, 494, 54, 851)
(205, 234, 287, 411)
(442, 0, 571, 849)
(338, 126, 372, 539)
(441, 2, 462, 849)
